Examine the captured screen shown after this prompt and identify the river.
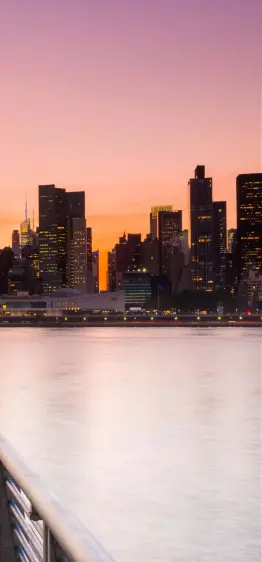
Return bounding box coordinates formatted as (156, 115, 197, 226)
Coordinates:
(0, 327, 261, 561)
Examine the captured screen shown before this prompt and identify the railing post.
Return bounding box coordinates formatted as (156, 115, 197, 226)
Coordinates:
(0, 462, 16, 562)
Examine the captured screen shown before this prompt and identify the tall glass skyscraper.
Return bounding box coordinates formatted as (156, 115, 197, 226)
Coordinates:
(39, 185, 87, 295)
(38, 184, 67, 294)
(236, 174, 262, 280)
(212, 201, 227, 288)
(189, 165, 214, 291)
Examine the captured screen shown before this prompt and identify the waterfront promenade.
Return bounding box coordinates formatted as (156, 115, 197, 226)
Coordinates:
(0, 313, 261, 328)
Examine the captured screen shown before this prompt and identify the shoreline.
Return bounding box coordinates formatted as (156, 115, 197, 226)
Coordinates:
(0, 321, 261, 328)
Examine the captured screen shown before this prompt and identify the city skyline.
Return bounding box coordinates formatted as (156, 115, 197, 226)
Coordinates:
(1, 165, 261, 290)
(0, 0, 261, 288)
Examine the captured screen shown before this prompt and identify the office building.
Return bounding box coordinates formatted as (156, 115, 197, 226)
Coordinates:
(212, 201, 227, 288)
(189, 165, 214, 291)
(112, 233, 142, 289)
(20, 218, 31, 249)
(38, 184, 67, 294)
(228, 228, 237, 254)
(141, 235, 160, 276)
(12, 230, 20, 260)
(123, 270, 152, 309)
(107, 250, 116, 292)
(158, 210, 182, 277)
(86, 227, 92, 270)
(68, 217, 87, 293)
(0, 248, 13, 295)
(92, 250, 99, 293)
(246, 268, 262, 307)
(236, 174, 262, 280)
(39, 185, 88, 295)
(86, 227, 93, 293)
(169, 233, 191, 294)
(150, 205, 173, 239)
(66, 191, 86, 292)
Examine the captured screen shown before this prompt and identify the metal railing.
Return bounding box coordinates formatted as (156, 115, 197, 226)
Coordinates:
(0, 434, 114, 562)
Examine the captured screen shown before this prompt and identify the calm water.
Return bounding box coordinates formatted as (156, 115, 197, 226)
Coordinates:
(0, 327, 261, 561)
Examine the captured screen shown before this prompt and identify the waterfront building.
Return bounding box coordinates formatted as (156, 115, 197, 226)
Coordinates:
(189, 165, 214, 291)
(123, 270, 151, 309)
(236, 173, 262, 280)
(0, 247, 13, 294)
(0, 289, 125, 314)
(247, 268, 262, 307)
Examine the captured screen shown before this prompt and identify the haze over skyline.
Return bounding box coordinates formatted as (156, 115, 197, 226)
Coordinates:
(0, 0, 261, 287)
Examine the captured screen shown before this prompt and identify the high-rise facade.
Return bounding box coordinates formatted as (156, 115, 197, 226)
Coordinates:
(141, 235, 160, 276)
(228, 228, 237, 254)
(20, 218, 31, 249)
(107, 250, 116, 292)
(158, 210, 182, 277)
(68, 218, 87, 293)
(67, 192, 87, 292)
(236, 174, 262, 280)
(189, 165, 214, 291)
(86, 227, 93, 292)
(150, 205, 173, 239)
(92, 250, 99, 293)
(212, 201, 227, 288)
(123, 271, 152, 309)
(38, 184, 67, 294)
(39, 185, 88, 294)
(12, 230, 20, 260)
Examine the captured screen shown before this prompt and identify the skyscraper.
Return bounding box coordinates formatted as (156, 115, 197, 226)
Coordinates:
(68, 218, 87, 293)
(38, 184, 67, 294)
(158, 210, 182, 277)
(12, 230, 20, 260)
(20, 218, 31, 249)
(67, 192, 86, 292)
(212, 201, 227, 288)
(150, 205, 173, 239)
(107, 249, 116, 292)
(86, 227, 93, 292)
(228, 228, 237, 254)
(236, 174, 262, 280)
(92, 250, 99, 293)
(189, 165, 214, 291)
(141, 235, 159, 276)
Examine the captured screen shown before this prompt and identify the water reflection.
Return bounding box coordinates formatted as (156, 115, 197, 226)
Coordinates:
(0, 327, 261, 561)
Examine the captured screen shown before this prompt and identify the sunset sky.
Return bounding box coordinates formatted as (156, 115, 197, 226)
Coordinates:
(0, 0, 261, 288)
